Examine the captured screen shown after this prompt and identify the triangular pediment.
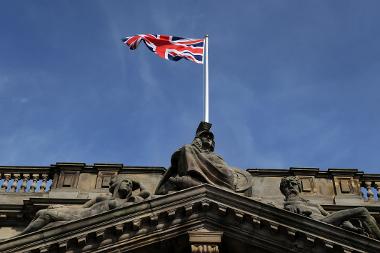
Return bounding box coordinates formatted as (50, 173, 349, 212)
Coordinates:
(1, 185, 379, 253)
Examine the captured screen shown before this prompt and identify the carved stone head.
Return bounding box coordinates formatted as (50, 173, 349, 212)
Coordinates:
(109, 176, 133, 199)
(280, 176, 302, 198)
(199, 132, 215, 152)
(195, 121, 214, 139)
(194, 121, 215, 152)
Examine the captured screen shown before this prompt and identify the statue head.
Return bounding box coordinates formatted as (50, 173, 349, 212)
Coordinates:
(109, 175, 148, 199)
(194, 121, 215, 152)
(109, 176, 133, 199)
(280, 176, 302, 198)
(199, 131, 215, 152)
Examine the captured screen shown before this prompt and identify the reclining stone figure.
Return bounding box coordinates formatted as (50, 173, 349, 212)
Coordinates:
(155, 122, 252, 195)
(20, 176, 150, 235)
(280, 176, 380, 240)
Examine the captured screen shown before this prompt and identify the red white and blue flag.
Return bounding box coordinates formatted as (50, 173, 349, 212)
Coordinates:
(122, 34, 204, 64)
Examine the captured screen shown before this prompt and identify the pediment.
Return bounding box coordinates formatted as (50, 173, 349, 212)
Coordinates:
(1, 185, 379, 253)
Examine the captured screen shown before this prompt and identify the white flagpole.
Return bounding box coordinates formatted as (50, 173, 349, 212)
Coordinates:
(204, 35, 209, 123)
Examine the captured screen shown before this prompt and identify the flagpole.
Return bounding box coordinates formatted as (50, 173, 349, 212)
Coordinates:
(204, 35, 209, 123)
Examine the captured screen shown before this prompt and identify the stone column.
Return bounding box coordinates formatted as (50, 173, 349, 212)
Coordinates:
(39, 174, 48, 192)
(1, 174, 11, 192)
(29, 174, 40, 193)
(365, 181, 374, 201)
(20, 174, 30, 192)
(10, 174, 20, 192)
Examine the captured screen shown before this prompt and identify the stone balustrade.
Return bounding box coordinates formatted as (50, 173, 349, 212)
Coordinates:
(0, 167, 53, 193)
(359, 174, 380, 202)
(0, 163, 166, 196)
(361, 181, 379, 202)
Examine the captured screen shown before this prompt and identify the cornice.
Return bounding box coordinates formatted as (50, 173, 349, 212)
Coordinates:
(247, 167, 375, 179)
(1, 185, 379, 253)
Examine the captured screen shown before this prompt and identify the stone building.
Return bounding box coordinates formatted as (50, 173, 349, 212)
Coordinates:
(0, 162, 379, 252)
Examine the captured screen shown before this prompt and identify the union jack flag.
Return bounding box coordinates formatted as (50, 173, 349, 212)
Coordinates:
(122, 34, 204, 64)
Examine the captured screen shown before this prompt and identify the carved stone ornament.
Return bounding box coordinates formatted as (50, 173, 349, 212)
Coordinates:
(188, 230, 222, 253)
(155, 122, 253, 196)
(19, 175, 150, 235)
(280, 176, 380, 240)
(2, 184, 380, 253)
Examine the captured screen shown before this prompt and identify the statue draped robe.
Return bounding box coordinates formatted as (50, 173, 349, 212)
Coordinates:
(155, 141, 235, 193)
(174, 144, 235, 189)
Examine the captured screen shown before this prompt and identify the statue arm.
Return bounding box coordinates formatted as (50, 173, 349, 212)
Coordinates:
(82, 199, 96, 208)
(132, 180, 150, 199)
(154, 149, 181, 194)
(317, 204, 329, 216)
(82, 196, 109, 208)
(47, 204, 66, 209)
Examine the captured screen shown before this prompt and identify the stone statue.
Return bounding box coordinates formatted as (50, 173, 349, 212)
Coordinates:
(20, 176, 150, 235)
(280, 176, 380, 240)
(155, 122, 252, 195)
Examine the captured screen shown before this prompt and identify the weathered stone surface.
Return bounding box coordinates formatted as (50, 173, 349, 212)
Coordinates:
(1, 184, 379, 253)
(0, 164, 166, 240)
(0, 227, 23, 239)
(78, 173, 98, 191)
(280, 176, 380, 240)
(19, 175, 151, 235)
(120, 173, 163, 195)
(0, 161, 379, 252)
(155, 122, 252, 195)
(189, 229, 222, 253)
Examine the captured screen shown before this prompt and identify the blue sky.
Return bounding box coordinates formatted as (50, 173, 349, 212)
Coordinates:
(1, 1, 380, 173)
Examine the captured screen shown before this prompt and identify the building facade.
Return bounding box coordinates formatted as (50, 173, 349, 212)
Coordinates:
(0, 163, 379, 252)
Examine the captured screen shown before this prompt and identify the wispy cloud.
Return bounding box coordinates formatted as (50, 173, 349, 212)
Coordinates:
(149, 3, 204, 35)
(0, 75, 9, 93)
(12, 97, 29, 104)
(138, 57, 166, 103)
(98, 2, 128, 85)
(0, 129, 54, 165)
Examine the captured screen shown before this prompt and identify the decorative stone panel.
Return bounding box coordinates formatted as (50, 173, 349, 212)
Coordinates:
(57, 171, 80, 188)
(188, 230, 222, 253)
(94, 164, 122, 189)
(96, 171, 117, 189)
(55, 163, 85, 189)
(299, 177, 314, 193)
(335, 177, 355, 194)
(340, 178, 352, 193)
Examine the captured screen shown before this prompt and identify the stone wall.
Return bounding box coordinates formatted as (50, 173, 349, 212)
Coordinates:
(0, 163, 165, 239)
(249, 167, 380, 206)
(0, 164, 379, 239)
